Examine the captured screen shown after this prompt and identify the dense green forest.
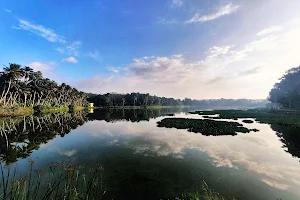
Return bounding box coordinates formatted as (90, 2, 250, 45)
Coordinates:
(268, 66, 300, 109)
(0, 63, 87, 109)
(87, 93, 268, 107)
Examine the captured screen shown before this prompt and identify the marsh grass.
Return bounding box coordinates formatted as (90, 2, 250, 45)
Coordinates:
(178, 181, 236, 200)
(0, 161, 106, 200)
(0, 161, 236, 200)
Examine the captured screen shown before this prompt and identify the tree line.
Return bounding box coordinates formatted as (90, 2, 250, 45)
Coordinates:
(0, 63, 87, 108)
(268, 66, 300, 109)
(87, 93, 268, 107)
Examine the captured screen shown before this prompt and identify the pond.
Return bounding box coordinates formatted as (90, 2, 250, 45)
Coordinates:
(0, 107, 300, 200)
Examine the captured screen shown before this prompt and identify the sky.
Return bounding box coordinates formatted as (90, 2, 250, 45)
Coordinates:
(1, 0, 300, 99)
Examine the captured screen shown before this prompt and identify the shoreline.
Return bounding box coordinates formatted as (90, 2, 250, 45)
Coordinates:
(0, 106, 85, 117)
(94, 105, 195, 109)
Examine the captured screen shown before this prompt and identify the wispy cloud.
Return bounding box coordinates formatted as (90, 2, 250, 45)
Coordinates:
(4, 9, 12, 13)
(239, 66, 262, 76)
(155, 18, 178, 24)
(88, 50, 101, 60)
(207, 76, 228, 84)
(62, 57, 78, 63)
(13, 19, 82, 56)
(55, 41, 81, 56)
(171, 0, 183, 7)
(186, 3, 240, 23)
(13, 19, 66, 44)
(257, 26, 283, 36)
(107, 66, 121, 73)
(66, 41, 81, 56)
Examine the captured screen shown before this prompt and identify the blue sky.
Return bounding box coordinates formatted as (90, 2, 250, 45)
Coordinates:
(1, 0, 300, 99)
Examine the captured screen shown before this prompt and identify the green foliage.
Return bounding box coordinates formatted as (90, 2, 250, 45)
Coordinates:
(268, 66, 300, 108)
(157, 118, 257, 136)
(0, 63, 87, 110)
(0, 107, 34, 117)
(69, 105, 84, 112)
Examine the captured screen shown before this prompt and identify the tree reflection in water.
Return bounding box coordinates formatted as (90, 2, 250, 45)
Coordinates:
(0, 111, 87, 164)
(1, 108, 300, 166)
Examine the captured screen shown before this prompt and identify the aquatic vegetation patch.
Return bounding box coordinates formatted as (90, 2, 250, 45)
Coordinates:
(242, 119, 254, 124)
(191, 109, 300, 127)
(157, 118, 257, 136)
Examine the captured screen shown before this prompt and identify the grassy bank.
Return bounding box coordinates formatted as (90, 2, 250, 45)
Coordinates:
(0, 107, 34, 117)
(37, 106, 69, 114)
(0, 106, 86, 117)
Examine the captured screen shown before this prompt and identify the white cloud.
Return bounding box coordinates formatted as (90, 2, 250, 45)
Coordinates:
(72, 18, 300, 99)
(13, 19, 82, 56)
(129, 54, 199, 83)
(13, 19, 66, 44)
(75, 75, 115, 91)
(107, 66, 121, 73)
(257, 26, 283, 36)
(28, 62, 59, 81)
(29, 61, 53, 71)
(171, 0, 183, 7)
(88, 50, 101, 61)
(62, 57, 78, 63)
(66, 41, 81, 56)
(55, 41, 81, 56)
(186, 3, 240, 23)
(4, 9, 12, 13)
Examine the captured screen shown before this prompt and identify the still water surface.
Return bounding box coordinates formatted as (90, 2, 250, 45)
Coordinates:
(1, 108, 300, 199)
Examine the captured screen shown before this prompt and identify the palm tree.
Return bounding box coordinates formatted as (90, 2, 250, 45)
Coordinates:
(1, 64, 24, 105)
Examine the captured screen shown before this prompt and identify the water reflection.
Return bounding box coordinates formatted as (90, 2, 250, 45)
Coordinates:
(271, 124, 300, 160)
(87, 107, 192, 122)
(0, 111, 87, 164)
(0, 108, 300, 199)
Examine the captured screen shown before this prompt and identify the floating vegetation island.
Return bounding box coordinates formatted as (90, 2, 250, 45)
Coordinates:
(190, 109, 300, 127)
(157, 118, 258, 136)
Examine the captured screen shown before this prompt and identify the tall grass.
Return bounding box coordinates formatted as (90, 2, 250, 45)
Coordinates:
(0, 161, 236, 200)
(0, 161, 106, 200)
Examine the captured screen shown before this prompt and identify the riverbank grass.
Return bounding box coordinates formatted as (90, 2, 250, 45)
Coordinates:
(0, 107, 34, 117)
(0, 105, 86, 117)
